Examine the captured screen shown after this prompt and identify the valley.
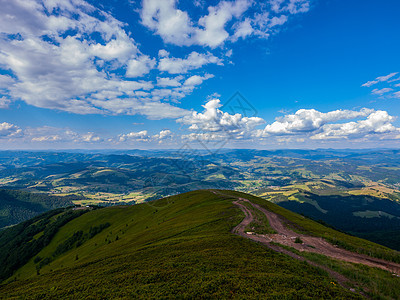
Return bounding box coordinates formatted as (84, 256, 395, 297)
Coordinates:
(1, 149, 400, 251)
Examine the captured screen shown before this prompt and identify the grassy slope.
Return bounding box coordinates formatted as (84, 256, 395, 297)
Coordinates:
(220, 191, 400, 299)
(0, 189, 74, 228)
(0, 190, 361, 299)
(223, 190, 400, 263)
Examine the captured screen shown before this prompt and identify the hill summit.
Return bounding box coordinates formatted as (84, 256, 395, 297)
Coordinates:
(1, 190, 400, 298)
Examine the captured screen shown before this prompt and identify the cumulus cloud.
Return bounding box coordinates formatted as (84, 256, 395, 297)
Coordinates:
(26, 126, 103, 144)
(126, 56, 156, 78)
(177, 100, 400, 145)
(157, 76, 183, 87)
(0, 122, 22, 137)
(119, 130, 149, 142)
(140, 0, 310, 48)
(0, 0, 314, 121)
(153, 130, 173, 143)
(233, 18, 254, 40)
(0, 0, 194, 119)
(184, 74, 214, 86)
(81, 132, 102, 143)
(178, 99, 264, 139)
(158, 51, 223, 74)
(196, 0, 252, 48)
(311, 111, 397, 140)
(141, 0, 194, 46)
(257, 108, 374, 136)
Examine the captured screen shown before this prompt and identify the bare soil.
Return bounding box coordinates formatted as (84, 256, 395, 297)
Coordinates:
(233, 197, 400, 275)
(223, 192, 400, 296)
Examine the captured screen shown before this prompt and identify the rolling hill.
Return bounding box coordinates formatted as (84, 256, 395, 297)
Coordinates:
(1, 190, 400, 299)
(0, 189, 77, 229)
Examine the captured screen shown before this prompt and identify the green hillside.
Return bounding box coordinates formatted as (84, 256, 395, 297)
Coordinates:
(1, 190, 399, 298)
(261, 189, 400, 250)
(0, 189, 77, 229)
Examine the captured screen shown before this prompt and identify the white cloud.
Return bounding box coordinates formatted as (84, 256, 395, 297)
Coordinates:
(158, 49, 170, 58)
(81, 132, 102, 143)
(126, 55, 156, 78)
(269, 15, 289, 27)
(371, 88, 394, 95)
(0, 75, 16, 108)
(196, 0, 252, 48)
(118, 129, 173, 144)
(153, 129, 173, 142)
(233, 18, 254, 40)
(141, 0, 252, 48)
(257, 108, 374, 136)
(158, 51, 223, 74)
(26, 126, 103, 143)
(0, 75, 15, 89)
(361, 72, 400, 99)
(233, 12, 289, 40)
(362, 72, 398, 87)
(184, 74, 214, 86)
(0, 97, 11, 109)
(177, 100, 400, 145)
(0, 0, 315, 122)
(0, 122, 22, 137)
(178, 98, 264, 139)
(140, 0, 309, 47)
(140, 0, 194, 46)
(119, 130, 149, 142)
(90, 98, 189, 119)
(157, 76, 183, 87)
(0, 0, 194, 119)
(31, 135, 62, 142)
(311, 111, 397, 140)
(269, 0, 310, 14)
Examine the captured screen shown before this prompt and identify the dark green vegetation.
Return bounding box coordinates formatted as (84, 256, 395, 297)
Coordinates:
(301, 252, 400, 299)
(272, 191, 400, 250)
(0, 207, 90, 281)
(1, 190, 400, 299)
(226, 190, 400, 264)
(242, 201, 276, 234)
(0, 189, 77, 229)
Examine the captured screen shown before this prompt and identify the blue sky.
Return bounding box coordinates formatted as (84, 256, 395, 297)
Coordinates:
(0, 0, 399, 149)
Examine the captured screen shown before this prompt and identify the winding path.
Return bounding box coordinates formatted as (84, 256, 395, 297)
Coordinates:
(233, 197, 400, 275)
(214, 190, 400, 295)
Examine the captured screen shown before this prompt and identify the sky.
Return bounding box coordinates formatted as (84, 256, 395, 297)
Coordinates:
(0, 0, 400, 150)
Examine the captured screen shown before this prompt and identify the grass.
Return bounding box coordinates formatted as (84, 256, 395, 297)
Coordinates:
(241, 201, 277, 234)
(219, 190, 400, 264)
(1, 190, 359, 299)
(300, 252, 400, 300)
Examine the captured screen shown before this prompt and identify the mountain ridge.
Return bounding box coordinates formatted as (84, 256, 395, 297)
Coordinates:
(1, 190, 399, 298)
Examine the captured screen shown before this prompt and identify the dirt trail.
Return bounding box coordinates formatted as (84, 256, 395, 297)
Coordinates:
(232, 200, 352, 289)
(234, 197, 400, 275)
(218, 189, 400, 295)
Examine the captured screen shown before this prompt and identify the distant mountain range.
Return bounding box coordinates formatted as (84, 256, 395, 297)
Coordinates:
(1, 149, 400, 251)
